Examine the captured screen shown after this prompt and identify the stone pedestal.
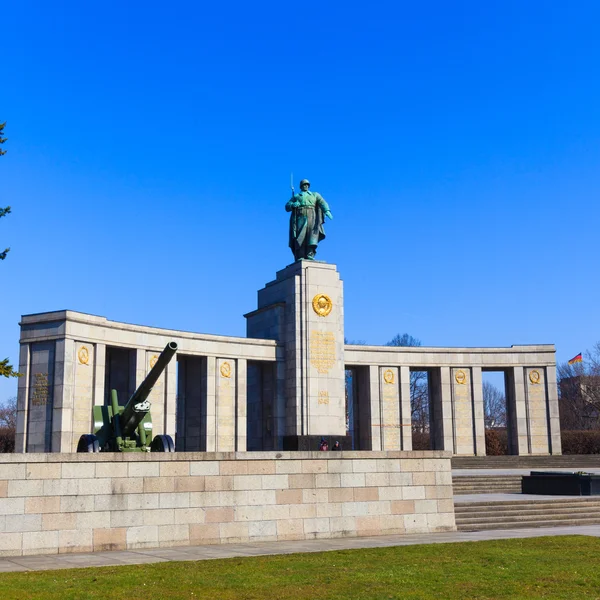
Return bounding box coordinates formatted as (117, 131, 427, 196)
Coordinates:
(246, 261, 346, 447)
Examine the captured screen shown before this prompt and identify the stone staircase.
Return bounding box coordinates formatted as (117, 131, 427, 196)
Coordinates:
(453, 475, 521, 495)
(455, 497, 600, 531)
(452, 455, 600, 469)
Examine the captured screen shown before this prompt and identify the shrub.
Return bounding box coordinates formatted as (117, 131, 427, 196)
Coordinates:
(411, 431, 430, 450)
(561, 430, 600, 454)
(485, 429, 508, 455)
(0, 426, 15, 453)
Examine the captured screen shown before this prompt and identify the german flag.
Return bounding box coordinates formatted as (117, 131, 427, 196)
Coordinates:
(568, 353, 583, 365)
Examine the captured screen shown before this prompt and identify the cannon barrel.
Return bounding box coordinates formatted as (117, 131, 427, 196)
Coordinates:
(120, 341, 178, 437)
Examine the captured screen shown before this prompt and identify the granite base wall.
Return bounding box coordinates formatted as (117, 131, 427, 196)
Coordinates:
(0, 451, 455, 557)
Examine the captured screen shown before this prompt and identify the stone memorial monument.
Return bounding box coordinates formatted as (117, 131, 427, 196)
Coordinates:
(15, 178, 561, 457)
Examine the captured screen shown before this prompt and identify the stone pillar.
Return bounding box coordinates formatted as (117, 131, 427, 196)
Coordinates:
(471, 367, 486, 456)
(15, 343, 30, 453)
(399, 366, 412, 451)
(451, 367, 475, 456)
(146, 350, 166, 436)
(273, 360, 286, 450)
(236, 359, 247, 451)
(215, 358, 236, 451)
(135, 349, 146, 389)
(245, 261, 348, 450)
(379, 367, 400, 450)
(71, 341, 96, 451)
(164, 358, 177, 442)
(525, 367, 551, 454)
(51, 339, 74, 452)
(204, 356, 217, 451)
(506, 367, 530, 455)
(92, 343, 106, 407)
(367, 365, 381, 451)
(430, 368, 454, 452)
(545, 365, 562, 454)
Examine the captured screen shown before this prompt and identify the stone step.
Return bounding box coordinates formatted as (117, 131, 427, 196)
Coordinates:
(452, 455, 600, 470)
(453, 476, 523, 481)
(457, 517, 600, 531)
(453, 495, 600, 531)
(455, 505, 600, 519)
(455, 498, 600, 509)
(456, 510, 600, 524)
(454, 488, 521, 495)
(453, 483, 521, 489)
(452, 474, 522, 495)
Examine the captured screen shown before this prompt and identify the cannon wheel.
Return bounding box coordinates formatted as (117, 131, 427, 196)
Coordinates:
(151, 434, 175, 452)
(77, 434, 100, 453)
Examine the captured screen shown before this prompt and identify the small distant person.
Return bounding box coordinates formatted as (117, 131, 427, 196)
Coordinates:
(332, 440, 342, 451)
(319, 438, 329, 451)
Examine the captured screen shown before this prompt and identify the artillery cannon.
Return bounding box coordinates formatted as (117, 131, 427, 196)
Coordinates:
(77, 341, 178, 452)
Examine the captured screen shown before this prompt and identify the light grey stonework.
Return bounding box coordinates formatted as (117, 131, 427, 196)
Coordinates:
(246, 261, 346, 440)
(16, 262, 561, 456)
(0, 451, 455, 557)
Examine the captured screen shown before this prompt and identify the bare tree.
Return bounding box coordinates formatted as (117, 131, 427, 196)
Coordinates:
(0, 396, 16, 452)
(386, 333, 429, 433)
(482, 381, 506, 428)
(558, 346, 600, 430)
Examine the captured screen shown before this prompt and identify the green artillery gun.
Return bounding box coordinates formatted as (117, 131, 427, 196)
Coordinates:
(77, 341, 178, 453)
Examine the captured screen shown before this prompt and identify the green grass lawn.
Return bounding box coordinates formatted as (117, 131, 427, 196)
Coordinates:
(1, 536, 599, 600)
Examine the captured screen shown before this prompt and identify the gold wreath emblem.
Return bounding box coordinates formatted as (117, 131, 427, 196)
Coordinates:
(77, 346, 89, 365)
(455, 369, 467, 385)
(383, 369, 394, 384)
(312, 294, 333, 317)
(220, 362, 232, 378)
(149, 355, 159, 369)
(529, 370, 541, 384)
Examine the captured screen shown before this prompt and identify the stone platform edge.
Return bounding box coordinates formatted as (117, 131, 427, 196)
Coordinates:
(0, 450, 450, 463)
(0, 451, 454, 557)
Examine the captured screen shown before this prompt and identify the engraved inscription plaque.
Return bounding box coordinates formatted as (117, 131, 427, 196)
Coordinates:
(310, 331, 336, 374)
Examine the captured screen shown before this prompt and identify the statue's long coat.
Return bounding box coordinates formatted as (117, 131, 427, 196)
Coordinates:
(286, 191, 330, 258)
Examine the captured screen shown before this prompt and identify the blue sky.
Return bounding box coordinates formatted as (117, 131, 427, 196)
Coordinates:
(2, 1, 600, 401)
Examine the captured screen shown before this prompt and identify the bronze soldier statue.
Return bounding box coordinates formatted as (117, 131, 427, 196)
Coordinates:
(286, 179, 333, 261)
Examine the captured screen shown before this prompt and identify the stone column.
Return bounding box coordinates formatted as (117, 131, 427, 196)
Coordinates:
(379, 367, 400, 450)
(367, 365, 381, 451)
(146, 350, 166, 436)
(51, 339, 74, 452)
(204, 356, 217, 451)
(135, 349, 146, 388)
(399, 366, 412, 451)
(15, 342, 30, 453)
(525, 367, 550, 454)
(71, 342, 96, 451)
(245, 261, 348, 450)
(215, 358, 236, 451)
(27, 341, 56, 452)
(471, 367, 486, 456)
(545, 365, 562, 454)
(273, 360, 286, 450)
(236, 358, 247, 451)
(92, 343, 106, 407)
(451, 367, 475, 456)
(164, 358, 177, 442)
(506, 367, 530, 455)
(430, 367, 454, 452)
